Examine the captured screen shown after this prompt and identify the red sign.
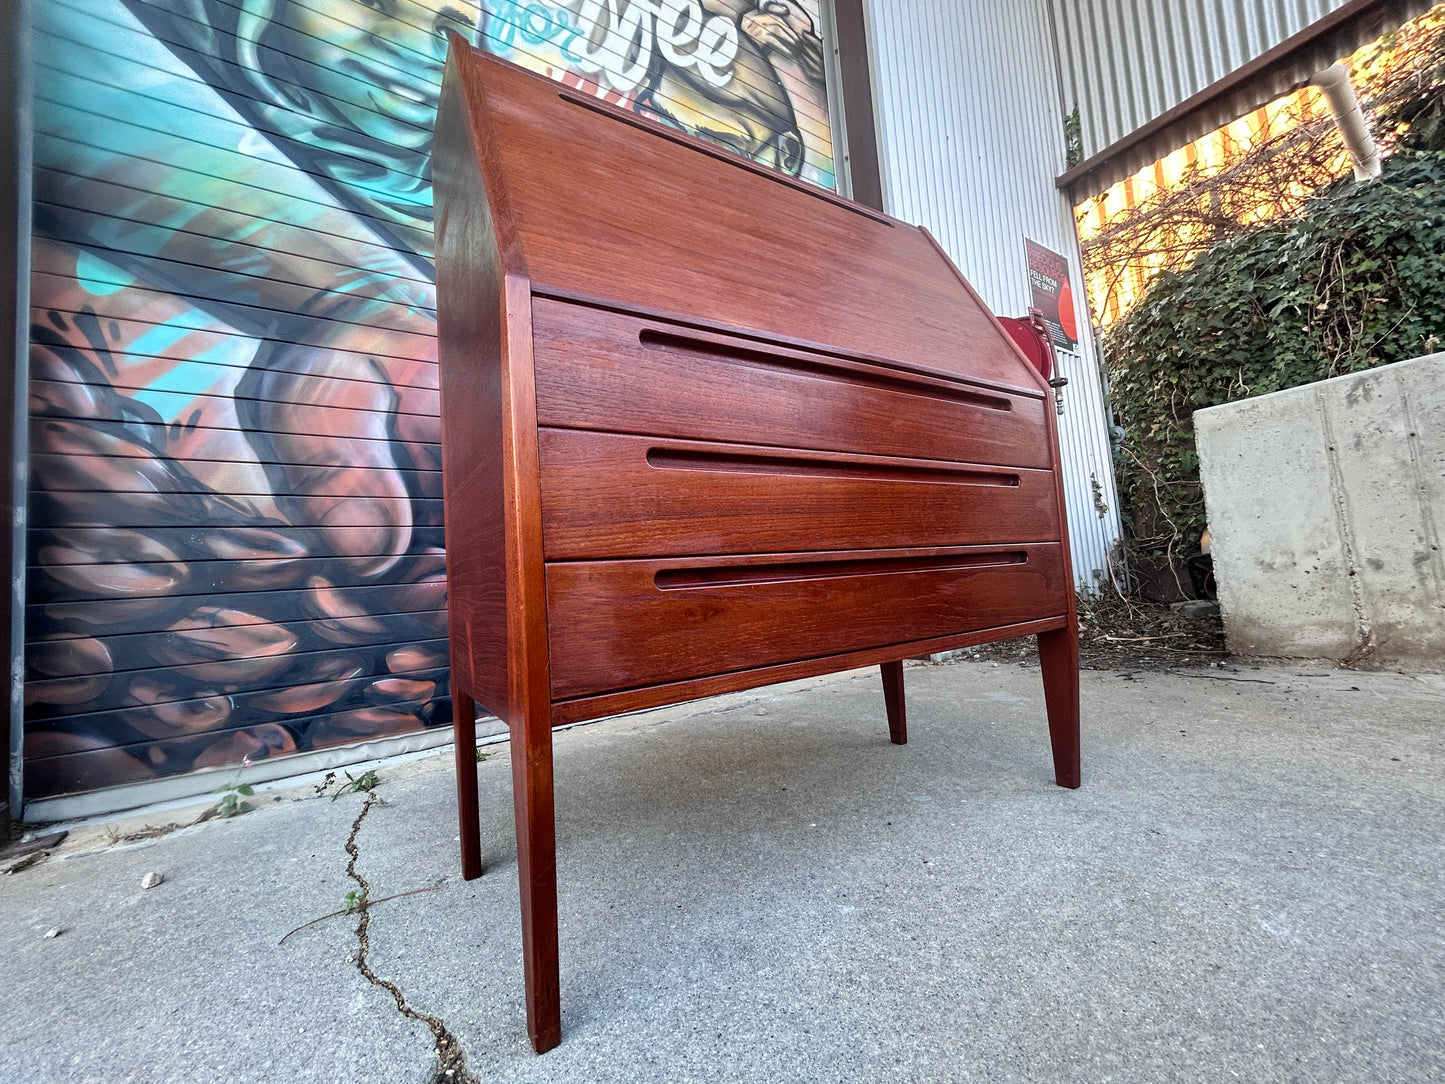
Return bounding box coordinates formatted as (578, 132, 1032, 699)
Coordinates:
(1024, 239, 1079, 351)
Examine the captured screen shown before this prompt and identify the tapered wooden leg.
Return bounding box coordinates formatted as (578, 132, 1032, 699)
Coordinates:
(880, 660, 907, 745)
(452, 690, 483, 881)
(1037, 627, 1081, 788)
(510, 708, 561, 1052)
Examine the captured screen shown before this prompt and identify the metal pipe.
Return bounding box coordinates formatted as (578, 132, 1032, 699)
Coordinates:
(1313, 62, 1380, 181)
(4, 0, 33, 820)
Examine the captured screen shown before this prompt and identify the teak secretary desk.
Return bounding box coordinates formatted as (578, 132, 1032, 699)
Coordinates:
(433, 41, 1081, 1053)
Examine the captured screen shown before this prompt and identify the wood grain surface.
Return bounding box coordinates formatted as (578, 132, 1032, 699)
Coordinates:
(547, 615, 1070, 726)
(545, 544, 1068, 698)
(537, 430, 1059, 559)
(532, 299, 1050, 467)
(434, 40, 1081, 1055)
(471, 58, 1044, 391)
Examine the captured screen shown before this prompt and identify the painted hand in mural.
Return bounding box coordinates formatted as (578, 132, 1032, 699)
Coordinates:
(736, 0, 825, 83)
(627, 0, 827, 179)
(731, 1, 832, 183)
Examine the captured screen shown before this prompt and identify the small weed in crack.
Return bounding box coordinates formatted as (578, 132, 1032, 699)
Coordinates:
(196, 758, 259, 823)
(343, 778, 479, 1084)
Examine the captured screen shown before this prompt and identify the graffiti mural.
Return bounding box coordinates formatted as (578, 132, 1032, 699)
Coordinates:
(23, 0, 473, 799)
(482, 1, 837, 188)
(24, 0, 835, 800)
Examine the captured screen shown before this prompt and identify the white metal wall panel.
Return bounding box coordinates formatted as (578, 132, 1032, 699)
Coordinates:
(1049, 0, 1351, 161)
(864, 0, 1123, 588)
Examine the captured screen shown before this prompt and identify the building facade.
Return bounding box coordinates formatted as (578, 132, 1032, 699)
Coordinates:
(8, 0, 1390, 818)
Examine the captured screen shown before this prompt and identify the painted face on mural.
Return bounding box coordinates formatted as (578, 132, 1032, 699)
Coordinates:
(237, 0, 481, 232)
(263, 0, 480, 151)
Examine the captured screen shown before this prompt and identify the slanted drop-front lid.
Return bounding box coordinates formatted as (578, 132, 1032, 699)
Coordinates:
(442, 44, 1048, 398)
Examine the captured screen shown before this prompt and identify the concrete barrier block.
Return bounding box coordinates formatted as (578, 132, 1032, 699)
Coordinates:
(1195, 353, 1445, 669)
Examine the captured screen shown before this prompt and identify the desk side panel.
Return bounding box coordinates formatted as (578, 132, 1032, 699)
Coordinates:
(435, 66, 510, 717)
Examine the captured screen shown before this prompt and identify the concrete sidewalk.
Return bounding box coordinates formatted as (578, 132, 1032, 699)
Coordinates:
(1, 658, 1442, 1083)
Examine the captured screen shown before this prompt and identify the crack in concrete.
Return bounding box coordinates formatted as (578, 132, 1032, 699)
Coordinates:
(1317, 389, 1376, 665)
(344, 793, 480, 1084)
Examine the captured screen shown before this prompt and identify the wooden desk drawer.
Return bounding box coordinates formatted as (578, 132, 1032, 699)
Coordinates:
(539, 429, 1059, 559)
(545, 544, 1068, 699)
(532, 299, 1051, 469)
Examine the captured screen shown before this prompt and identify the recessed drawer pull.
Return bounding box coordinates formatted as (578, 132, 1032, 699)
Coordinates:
(654, 551, 1029, 590)
(644, 447, 1020, 487)
(638, 329, 1013, 412)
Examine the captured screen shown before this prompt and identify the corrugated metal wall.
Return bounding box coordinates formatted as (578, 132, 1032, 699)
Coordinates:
(1048, 0, 1350, 160)
(863, 0, 1123, 588)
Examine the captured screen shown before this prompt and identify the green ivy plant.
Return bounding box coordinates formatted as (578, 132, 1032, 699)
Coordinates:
(1104, 148, 1445, 579)
(1064, 105, 1084, 170)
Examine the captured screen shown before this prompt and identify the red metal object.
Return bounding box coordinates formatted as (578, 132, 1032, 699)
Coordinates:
(1000, 309, 1068, 414)
(999, 310, 1055, 381)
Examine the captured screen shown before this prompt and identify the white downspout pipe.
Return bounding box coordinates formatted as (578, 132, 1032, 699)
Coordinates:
(1312, 63, 1381, 181)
